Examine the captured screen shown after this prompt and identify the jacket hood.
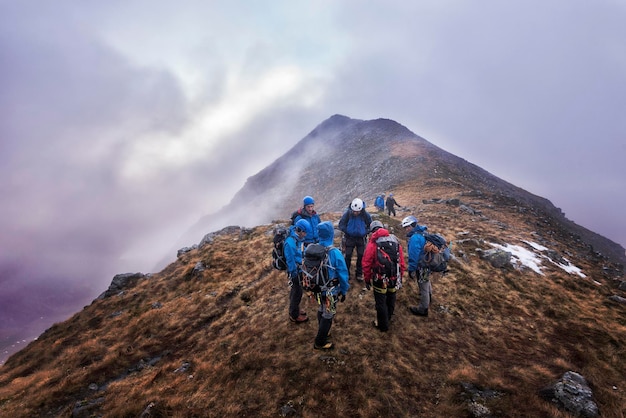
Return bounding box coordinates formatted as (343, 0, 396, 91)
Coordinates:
(318, 221, 335, 247)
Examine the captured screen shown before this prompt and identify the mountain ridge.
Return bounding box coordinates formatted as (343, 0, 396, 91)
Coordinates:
(182, 115, 625, 268)
(1, 115, 625, 416)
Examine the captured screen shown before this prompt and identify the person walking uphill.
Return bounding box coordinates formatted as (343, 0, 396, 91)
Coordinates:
(386, 193, 402, 217)
(309, 221, 349, 350)
(338, 198, 372, 281)
(291, 195, 321, 246)
(402, 215, 430, 316)
(285, 219, 311, 323)
(362, 221, 406, 332)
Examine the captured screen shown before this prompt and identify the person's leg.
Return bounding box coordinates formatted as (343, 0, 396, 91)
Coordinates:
(315, 296, 334, 348)
(387, 289, 397, 321)
(344, 238, 355, 277)
(289, 274, 305, 320)
(355, 237, 365, 278)
(417, 279, 430, 313)
(374, 290, 389, 331)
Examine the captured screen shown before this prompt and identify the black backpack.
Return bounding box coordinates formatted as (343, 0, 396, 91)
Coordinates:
(301, 243, 333, 292)
(290, 209, 302, 225)
(271, 227, 288, 270)
(419, 233, 450, 273)
(374, 236, 400, 278)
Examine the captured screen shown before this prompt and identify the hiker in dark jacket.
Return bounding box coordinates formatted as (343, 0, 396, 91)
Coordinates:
(362, 221, 406, 332)
(386, 193, 402, 217)
(291, 195, 321, 245)
(402, 215, 430, 316)
(284, 219, 311, 323)
(338, 198, 372, 281)
(311, 221, 350, 350)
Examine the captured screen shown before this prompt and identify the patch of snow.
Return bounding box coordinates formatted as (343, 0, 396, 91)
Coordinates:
(492, 241, 586, 278)
(523, 240, 549, 251)
(552, 257, 586, 278)
(490, 243, 545, 275)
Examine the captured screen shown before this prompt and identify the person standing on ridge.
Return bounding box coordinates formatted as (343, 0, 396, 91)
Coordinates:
(386, 193, 402, 217)
(374, 194, 385, 212)
(310, 221, 350, 350)
(291, 195, 321, 246)
(362, 220, 406, 332)
(338, 198, 372, 281)
(402, 215, 431, 317)
(285, 219, 311, 323)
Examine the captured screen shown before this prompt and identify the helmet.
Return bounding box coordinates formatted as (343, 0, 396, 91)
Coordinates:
(350, 198, 364, 211)
(370, 220, 384, 232)
(303, 196, 315, 206)
(401, 215, 418, 228)
(295, 219, 311, 234)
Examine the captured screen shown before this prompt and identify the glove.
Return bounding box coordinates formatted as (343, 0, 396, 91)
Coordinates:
(340, 293, 346, 303)
(409, 271, 416, 280)
(365, 281, 371, 290)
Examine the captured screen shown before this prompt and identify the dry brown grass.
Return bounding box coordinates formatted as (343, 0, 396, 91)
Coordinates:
(1, 187, 625, 417)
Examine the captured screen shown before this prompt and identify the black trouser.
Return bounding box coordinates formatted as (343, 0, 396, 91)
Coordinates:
(344, 235, 366, 277)
(315, 310, 333, 347)
(289, 273, 303, 319)
(387, 206, 396, 216)
(373, 288, 397, 332)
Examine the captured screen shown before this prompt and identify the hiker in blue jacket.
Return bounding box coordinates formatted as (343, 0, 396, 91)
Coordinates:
(338, 198, 372, 281)
(374, 194, 385, 212)
(402, 215, 430, 316)
(311, 221, 350, 350)
(291, 196, 321, 245)
(284, 219, 311, 323)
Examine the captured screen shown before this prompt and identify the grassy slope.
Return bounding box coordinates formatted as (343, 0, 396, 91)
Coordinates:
(1, 183, 625, 417)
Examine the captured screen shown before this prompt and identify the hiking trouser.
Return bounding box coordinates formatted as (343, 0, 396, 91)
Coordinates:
(417, 279, 431, 312)
(343, 235, 366, 277)
(387, 207, 396, 217)
(289, 273, 304, 319)
(373, 287, 397, 332)
(315, 300, 335, 346)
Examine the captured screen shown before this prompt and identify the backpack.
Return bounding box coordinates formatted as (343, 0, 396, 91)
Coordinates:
(301, 243, 333, 292)
(271, 227, 289, 270)
(290, 209, 302, 225)
(374, 236, 400, 278)
(419, 233, 451, 272)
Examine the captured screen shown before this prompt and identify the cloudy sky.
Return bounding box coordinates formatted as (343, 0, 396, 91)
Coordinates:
(1, 0, 625, 302)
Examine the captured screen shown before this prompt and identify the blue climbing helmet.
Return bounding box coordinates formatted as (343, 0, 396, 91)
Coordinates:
(295, 219, 311, 234)
(303, 196, 315, 206)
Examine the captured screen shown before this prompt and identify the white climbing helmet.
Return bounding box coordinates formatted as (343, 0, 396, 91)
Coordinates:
(401, 215, 418, 228)
(350, 198, 364, 211)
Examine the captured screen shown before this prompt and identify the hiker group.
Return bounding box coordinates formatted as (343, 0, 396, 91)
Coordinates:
(272, 195, 451, 350)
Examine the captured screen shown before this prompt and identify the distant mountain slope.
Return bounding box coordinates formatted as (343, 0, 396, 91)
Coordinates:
(182, 114, 625, 267)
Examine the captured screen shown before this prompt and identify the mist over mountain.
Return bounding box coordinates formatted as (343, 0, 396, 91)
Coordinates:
(180, 114, 625, 268)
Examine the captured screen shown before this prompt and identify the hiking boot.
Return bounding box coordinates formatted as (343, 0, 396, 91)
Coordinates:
(409, 306, 428, 316)
(356, 275, 364, 282)
(290, 314, 309, 323)
(314, 341, 334, 350)
(372, 320, 388, 332)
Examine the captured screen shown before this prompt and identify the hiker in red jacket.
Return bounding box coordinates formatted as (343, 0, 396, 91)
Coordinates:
(362, 221, 406, 332)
